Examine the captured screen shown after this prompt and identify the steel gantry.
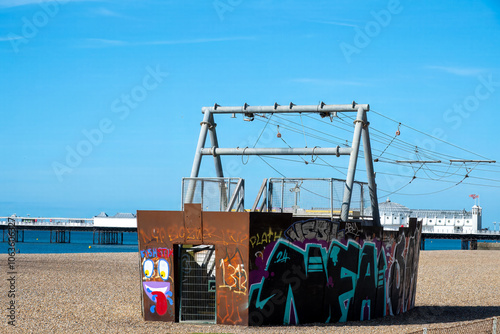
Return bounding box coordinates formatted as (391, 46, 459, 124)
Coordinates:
(185, 102, 381, 227)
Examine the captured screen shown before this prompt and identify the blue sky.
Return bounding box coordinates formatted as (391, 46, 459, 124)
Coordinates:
(1, 0, 500, 230)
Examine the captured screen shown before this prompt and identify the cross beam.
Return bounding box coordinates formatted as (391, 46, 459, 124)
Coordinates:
(200, 147, 352, 156)
(202, 102, 369, 114)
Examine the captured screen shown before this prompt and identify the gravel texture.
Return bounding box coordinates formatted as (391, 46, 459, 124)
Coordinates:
(1, 250, 499, 333)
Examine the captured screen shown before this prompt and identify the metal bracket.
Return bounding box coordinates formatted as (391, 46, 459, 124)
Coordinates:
(200, 121, 216, 129)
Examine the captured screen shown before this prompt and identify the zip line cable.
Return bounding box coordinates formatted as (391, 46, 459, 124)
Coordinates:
(257, 156, 330, 200)
(337, 113, 489, 163)
(256, 116, 492, 181)
(370, 109, 494, 161)
(308, 113, 457, 162)
(377, 123, 401, 159)
(260, 155, 500, 189)
(263, 116, 421, 162)
(299, 113, 308, 147)
(339, 113, 471, 161)
(252, 113, 273, 148)
(236, 109, 499, 198)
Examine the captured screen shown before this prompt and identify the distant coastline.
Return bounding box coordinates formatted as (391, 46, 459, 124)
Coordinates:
(2, 230, 499, 254)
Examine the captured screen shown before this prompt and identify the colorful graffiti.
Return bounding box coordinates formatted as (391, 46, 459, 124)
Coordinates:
(250, 227, 283, 248)
(248, 219, 421, 325)
(137, 208, 421, 326)
(140, 247, 173, 259)
(219, 248, 248, 294)
(285, 219, 338, 243)
(140, 249, 174, 316)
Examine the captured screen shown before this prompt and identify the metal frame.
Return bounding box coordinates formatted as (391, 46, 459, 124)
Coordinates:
(179, 245, 217, 324)
(182, 177, 242, 212)
(226, 178, 245, 212)
(267, 177, 370, 218)
(251, 178, 268, 212)
(186, 102, 380, 227)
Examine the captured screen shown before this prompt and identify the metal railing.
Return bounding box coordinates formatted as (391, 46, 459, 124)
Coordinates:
(181, 177, 244, 212)
(251, 178, 268, 212)
(181, 177, 373, 218)
(268, 178, 371, 218)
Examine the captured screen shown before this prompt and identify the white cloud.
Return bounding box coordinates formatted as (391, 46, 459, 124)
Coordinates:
(425, 66, 488, 77)
(85, 38, 128, 46)
(93, 7, 125, 18)
(302, 19, 358, 28)
(81, 36, 256, 48)
(0, 35, 23, 41)
(0, 0, 98, 8)
(144, 36, 256, 45)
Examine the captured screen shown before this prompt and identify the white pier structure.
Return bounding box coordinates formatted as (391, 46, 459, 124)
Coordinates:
(0, 213, 137, 228)
(372, 199, 495, 235)
(0, 213, 137, 244)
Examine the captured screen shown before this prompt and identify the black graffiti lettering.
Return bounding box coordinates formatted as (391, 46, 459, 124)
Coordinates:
(285, 219, 338, 243)
(389, 234, 405, 316)
(350, 243, 377, 321)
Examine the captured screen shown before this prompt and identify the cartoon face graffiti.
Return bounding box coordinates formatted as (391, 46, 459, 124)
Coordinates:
(142, 254, 174, 316)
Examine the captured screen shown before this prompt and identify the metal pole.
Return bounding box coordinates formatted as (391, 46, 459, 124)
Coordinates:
(200, 147, 351, 156)
(330, 179, 334, 219)
(360, 183, 364, 217)
(185, 110, 212, 203)
(268, 180, 273, 212)
(208, 113, 224, 177)
(239, 179, 245, 211)
(341, 106, 365, 222)
(181, 178, 185, 210)
(362, 112, 381, 227)
(202, 103, 370, 114)
(281, 179, 285, 213)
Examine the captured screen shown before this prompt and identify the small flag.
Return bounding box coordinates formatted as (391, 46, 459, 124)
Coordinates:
(469, 194, 478, 199)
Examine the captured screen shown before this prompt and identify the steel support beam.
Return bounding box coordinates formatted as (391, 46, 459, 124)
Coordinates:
(362, 112, 380, 227)
(202, 103, 369, 114)
(186, 110, 212, 203)
(207, 113, 224, 177)
(341, 106, 365, 222)
(207, 113, 227, 209)
(200, 147, 352, 156)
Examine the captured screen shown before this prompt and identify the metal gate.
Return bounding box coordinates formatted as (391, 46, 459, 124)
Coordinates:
(179, 245, 216, 323)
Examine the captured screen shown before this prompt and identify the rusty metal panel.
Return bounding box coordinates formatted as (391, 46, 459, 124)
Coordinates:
(183, 203, 203, 244)
(203, 211, 250, 326)
(137, 210, 182, 322)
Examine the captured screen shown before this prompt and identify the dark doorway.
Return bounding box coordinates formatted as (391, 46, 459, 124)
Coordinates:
(179, 244, 216, 323)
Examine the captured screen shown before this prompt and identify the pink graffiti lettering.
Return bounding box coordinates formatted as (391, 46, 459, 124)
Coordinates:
(140, 247, 173, 259)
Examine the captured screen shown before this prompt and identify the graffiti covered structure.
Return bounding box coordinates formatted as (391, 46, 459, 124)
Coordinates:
(248, 218, 422, 325)
(137, 205, 250, 324)
(137, 207, 422, 326)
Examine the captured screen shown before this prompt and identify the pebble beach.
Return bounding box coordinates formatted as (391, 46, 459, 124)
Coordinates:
(1, 250, 499, 334)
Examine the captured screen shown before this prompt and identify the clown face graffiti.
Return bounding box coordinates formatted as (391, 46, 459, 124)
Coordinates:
(142, 255, 174, 316)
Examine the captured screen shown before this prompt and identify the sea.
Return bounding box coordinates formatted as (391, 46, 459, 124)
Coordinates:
(2, 230, 139, 254)
(1, 230, 498, 254)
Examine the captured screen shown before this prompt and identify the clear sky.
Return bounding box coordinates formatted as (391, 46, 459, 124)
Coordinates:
(1, 0, 500, 230)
